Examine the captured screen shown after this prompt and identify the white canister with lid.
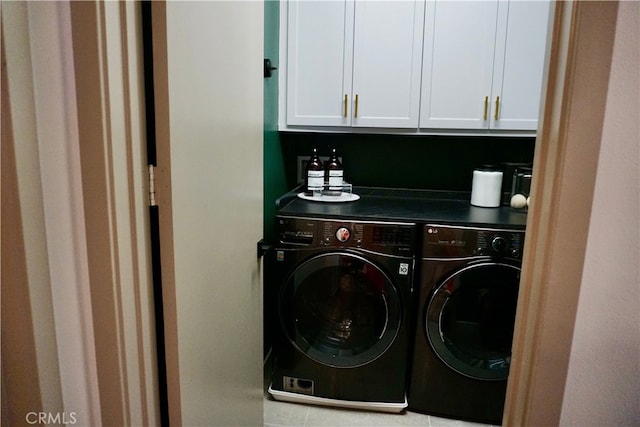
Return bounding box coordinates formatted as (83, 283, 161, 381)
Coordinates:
(470, 166, 503, 208)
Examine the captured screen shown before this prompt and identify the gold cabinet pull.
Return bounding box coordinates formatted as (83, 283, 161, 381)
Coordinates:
(483, 96, 489, 120)
(494, 96, 500, 120)
(344, 94, 348, 118)
(355, 94, 359, 118)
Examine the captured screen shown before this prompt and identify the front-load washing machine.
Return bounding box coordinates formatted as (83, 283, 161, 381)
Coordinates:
(268, 215, 416, 413)
(408, 224, 525, 424)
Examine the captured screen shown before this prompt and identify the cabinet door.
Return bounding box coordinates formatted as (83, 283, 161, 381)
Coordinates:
(490, 1, 551, 130)
(286, 0, 354, 126)
(420, 1, 499, 130)
(351, 0, 425, 128)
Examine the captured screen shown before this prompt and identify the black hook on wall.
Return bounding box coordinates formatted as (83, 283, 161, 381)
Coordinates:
(264, 58, 277, 78)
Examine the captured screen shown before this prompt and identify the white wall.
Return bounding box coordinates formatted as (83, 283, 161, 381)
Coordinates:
(560, 2, 640, 425)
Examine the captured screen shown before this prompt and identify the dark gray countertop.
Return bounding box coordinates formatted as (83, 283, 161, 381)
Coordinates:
(276, 186, 527, 229)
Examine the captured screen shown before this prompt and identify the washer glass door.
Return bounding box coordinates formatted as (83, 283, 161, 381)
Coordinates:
(426, 262, 520, 380)
(280, 252, 401, 368)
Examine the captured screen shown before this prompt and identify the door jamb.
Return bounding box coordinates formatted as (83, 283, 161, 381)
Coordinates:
(504, 1, 619, 425)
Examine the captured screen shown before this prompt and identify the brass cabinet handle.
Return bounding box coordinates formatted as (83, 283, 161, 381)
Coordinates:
(344, 94, 348, 118)
(495, 96, 500, 120)
(355, 94, 359, 118)
(483, 96, 489, 120)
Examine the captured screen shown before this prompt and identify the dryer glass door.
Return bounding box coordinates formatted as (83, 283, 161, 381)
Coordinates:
(280, 252, 401, 368)
(426, 262, 520, 380)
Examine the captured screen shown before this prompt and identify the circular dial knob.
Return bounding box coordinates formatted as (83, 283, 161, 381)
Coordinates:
(491, 236, 508, 253)
(335, 227, 350, 243)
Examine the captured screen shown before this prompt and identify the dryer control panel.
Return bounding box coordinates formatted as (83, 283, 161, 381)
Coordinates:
(423, 224, 525, 260)
(277, 216, 416, 256)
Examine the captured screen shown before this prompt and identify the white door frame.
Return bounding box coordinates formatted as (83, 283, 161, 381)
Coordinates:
(68, 2, 159, 425)
(2, 2, 101, 424)
(504, 2, 620, 425)
(2, 2, 158, 425)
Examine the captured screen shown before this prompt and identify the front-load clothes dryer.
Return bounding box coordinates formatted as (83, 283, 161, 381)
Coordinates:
(268, 215, 417, 413)
(408, 224, 525, 424)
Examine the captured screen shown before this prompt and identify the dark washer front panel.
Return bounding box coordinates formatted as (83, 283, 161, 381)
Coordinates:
(269, 216, 416, 408)
(408, 224, 524, 424)
(426, 261, 521, 381)
(280, 252, 401, 368)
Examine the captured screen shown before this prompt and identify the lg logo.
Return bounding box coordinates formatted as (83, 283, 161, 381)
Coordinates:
(25, 412, 77, 425)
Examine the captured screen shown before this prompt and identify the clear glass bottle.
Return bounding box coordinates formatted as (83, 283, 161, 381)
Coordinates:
(305, 146, 324, 197)
(325, 147, 344, 196)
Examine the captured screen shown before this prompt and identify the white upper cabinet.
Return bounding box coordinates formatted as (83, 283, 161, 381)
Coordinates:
(420, 0, 551, 131)
(285, 0, 425, 128)
(420, 1, 499, 130)
(490, 1, 551, 130)
(283, 0, 550, 134)
(351, 1, 425, 128)
(286, 0, 354, 127)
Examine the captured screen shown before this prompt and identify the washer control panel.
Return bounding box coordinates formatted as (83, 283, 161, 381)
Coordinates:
(423, 224, 525, 259)
(277, 216, 416, 256)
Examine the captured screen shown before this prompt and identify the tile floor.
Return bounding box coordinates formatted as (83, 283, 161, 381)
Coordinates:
(263, 395, 495, 427)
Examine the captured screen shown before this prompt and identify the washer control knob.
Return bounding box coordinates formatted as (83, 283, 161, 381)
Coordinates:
(491, 236, 507, 253)
(335, 227, 351, 243)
